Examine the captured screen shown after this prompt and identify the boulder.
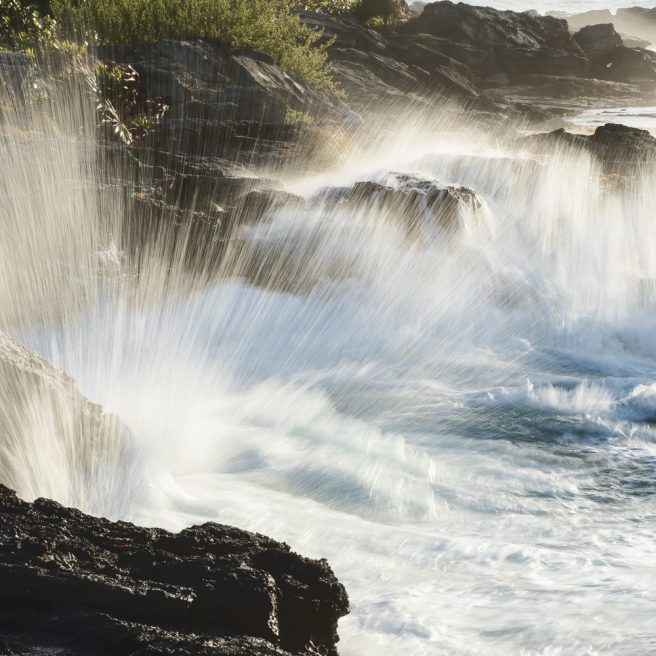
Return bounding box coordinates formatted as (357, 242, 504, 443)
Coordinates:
(589, 122, 656, 162)
(574, 24, 624, 56)
(315, 173, 482, 237)
(329, 58, 422, 107)
(526, 123, 656, 167)
(0, 485, 349, 656)
(620, 34, 652, 50)
(329, 48, 424, 92)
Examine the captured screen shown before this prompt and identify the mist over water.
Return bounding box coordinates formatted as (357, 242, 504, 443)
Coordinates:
(2, 64, 656, 656)
(457, 0, 655, 13)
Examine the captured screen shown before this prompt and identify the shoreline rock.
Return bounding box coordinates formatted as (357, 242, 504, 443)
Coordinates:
(0, 484, 349, 656)
(523, 122, 656, 176)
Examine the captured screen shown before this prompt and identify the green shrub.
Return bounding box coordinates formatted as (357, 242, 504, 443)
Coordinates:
(297, 0, 355, 15)
(50, 0, 336, 90)
(353, 0, 407, 26)
(0, 0, 56, 55)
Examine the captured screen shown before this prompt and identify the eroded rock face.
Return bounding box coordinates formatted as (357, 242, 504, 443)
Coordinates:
(315, 173, 483, 237)
(0, 485, 349, 656)
(525, 123, 656, 170)
(97, 39, 344, 125)
(399, 0, 587, 80)
(589, 122, 656, 162)
(574, 24, 624, 57)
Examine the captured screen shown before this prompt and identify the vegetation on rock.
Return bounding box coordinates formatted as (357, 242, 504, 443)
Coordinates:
(50, 0, 336, 90)
(354, 0, 408, 26)
(0, 0, 57, 55)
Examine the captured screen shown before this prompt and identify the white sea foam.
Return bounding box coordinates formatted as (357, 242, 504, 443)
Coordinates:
(1, 64, 656, 655)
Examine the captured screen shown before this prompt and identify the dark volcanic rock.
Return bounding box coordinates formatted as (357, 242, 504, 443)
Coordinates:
(0, 485, 349, 656)
(98, 39, 344, 124)
(526, 123, 656, 167)
(304, 9, 491, 110)
(493, 45, 589, 79)
(398, 0, 590, 82)
(390, 0, 656, 109)
(96, 39, 348, 165)
(574, 24, 624, 57)
(589, 122, 656, 162)
(316, 173, 483, 237)
(386, 33, 491, 81)
(401, 1, 582, 52)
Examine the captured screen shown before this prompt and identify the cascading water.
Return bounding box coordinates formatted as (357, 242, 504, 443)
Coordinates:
(1, 57, 656, 655)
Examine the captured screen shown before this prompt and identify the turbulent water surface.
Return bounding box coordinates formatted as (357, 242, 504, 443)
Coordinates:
(570, 106, 656, 134)
(2, 72, 656, 655)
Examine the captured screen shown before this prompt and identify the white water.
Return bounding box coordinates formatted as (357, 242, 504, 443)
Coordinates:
(2, 68, 656, 655)
(570, 106, 656, 134)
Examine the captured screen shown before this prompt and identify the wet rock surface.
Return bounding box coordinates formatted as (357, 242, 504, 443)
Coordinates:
(81, 2, 656, 245)
(525, 123, 656, 171)
(315, 173, 483, 237)
(0, 485, 349, 656)
(300, 2, 656, 122)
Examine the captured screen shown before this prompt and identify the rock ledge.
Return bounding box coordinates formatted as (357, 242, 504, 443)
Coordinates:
(0, 485, 349, 656)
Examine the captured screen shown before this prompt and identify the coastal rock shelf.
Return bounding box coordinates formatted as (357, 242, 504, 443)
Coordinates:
(0, 485, 349, 656)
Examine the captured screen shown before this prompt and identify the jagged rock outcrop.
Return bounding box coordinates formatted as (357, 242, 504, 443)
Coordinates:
(97, 39, 345, 125)
(399, 1, 589, 80)
(0, 485, 349, 656)
(525, 123, 656, 169)
(298, 2, 656, 122)
(315, 173, 483, 237)
(93, 39, 353, 170)
(574, 24, 624, 57)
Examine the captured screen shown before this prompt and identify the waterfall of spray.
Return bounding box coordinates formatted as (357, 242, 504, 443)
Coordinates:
(1, 52, 656, 655)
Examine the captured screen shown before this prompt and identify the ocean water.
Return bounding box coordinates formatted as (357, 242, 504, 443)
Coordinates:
(2, 58, 656, 656)
(11, 120, 654, 655)
(458, 0, 655, 14)
(569, 106, 656, 134)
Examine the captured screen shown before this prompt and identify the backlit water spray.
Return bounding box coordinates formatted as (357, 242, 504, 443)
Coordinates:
(1, 59, 655, 655)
